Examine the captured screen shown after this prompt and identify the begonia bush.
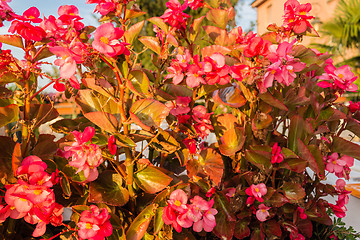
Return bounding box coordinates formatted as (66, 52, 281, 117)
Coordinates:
(0, 0, 359, 239)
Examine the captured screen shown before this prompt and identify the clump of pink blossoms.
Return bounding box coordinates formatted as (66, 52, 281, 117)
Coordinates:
(245, 183, 267, 205)
(77, 205, 113, 240)
(62, 126, 104, 182)
(325, 152, 354, 179)
(162, 189, 217, 233)
(0, 156, 62, 237)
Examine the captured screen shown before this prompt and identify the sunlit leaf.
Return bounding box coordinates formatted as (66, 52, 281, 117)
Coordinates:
(134, 165, 172, 194)
(0, 34, 24, 48)
(219, 127, 245, 156)
(127, 70, 151, 97)
(84, 111, 119, 133)
(139, 36, 161, 54)
(124, 20, 145, 45)
(0, 104, 18, 128)
(126, 204, 156, 240)
(213, 85, 246, 108)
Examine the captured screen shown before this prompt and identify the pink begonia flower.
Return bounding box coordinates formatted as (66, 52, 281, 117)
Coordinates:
(63, 127, 104, 182)
(15, 7, 42, 23)
(325, 153, 354, 175)
(77, 205, 113, 240)
(186, 0, 204, 10)
(328, 202, 347, 218)
(183, 138, 197, 154)
(9, 21, 46, 41)
(108, 135, 117, 155)
(204, 53, 231, 85)
(161, 0, 190, 30)
(256, 204, 270, 222)
(168, 96, 191, 116)
(192, 105, 213, 139)
(282, 0, 314, 34)
(243, 37, 271, 58)
(335, 179, 351, 207)
(162, 205, 183, 232)
(230, 64, 250, 81)
(206, 187, 216, 198)
(271, 142, 283, 164)
(245, 183, 267, 205)
(317, 59, 358, 93)
(95, 1, 116, 15)
(297, 207, 307, 219)
(192, 198, 218, 232)
(349, 101, 360, 113)
(290, 232, 306, 240)
(92, 22, 130, 58)
(167, 189, 188, 213)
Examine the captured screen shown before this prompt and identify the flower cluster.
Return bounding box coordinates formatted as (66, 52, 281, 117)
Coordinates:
(77, 205, 113, 240)
(162, 189, 217, 233)
(62, 126, 104, 182)
(0, 156, 62, 237)
(282, 0, 314, 34)
(161, 0, 190, 30)
(325, 153, 354, 180)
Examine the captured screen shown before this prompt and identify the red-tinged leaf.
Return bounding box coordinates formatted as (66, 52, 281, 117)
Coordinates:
(89, 171, 129, 206)
(130, 99, 170, 131)
(84, 111, 118, 133)
(126, 204, 156, 240)
(288, 115, 304, 153)
(149, 129, 180, 154)
(245, 150, 272, 174)
(298, 218, 313, 238)
(216, 113, 239, 131)
(253, 112, 273, 130)
(0, 136, 18, 184)
(62, 164, 87, 183)
(266, 191, 289, 207)
(134, 165, 172, 194)
(282, 182, 305, 202)
(0, 104, 19, 128)
(234, 219, 250, 239)
(81, 74, 115, 98)
(251, 228, 264, 240)
(203, 25, 228, 45)
(29, 103, 59, 128)
(261, 32, 278, 44)
(187, 148, 224, 186)
(33, 134, 57, 160)
(293, 45, 319, 65)
(259, 92, 288, 111)
(201, 45, 231, 58)
(219, 127, 245, 156)
(154, 207, 164, 234)
(59, 172, 71, 198)
(308, 145, 325, 178)
(280, 158, 307, 173)
(114, 133, 136, 148)
(127, 70, 151, 97)
(346, 118, 360, 138)
(190, 16, 205, 42)
(33, 47, 54, 61)
(76, 89, 121, 114)
(215, 191, 236, 221)
(0, 34, 24, 48)
(264, 220, 282, 237)
(206, 8, 229, 29)
(124, 20, 145, 44)
(213, 85, 246, 108)
(329, 109, 347, 121)
(12, 142, 22, 177)
(212, 208, 235, 239)
(148, 17, 169, 33)
(297, 140, 321, 176)
(333, 136, 360, 159)
(124, 9, 146, 19)
(139, 36, 161, 54)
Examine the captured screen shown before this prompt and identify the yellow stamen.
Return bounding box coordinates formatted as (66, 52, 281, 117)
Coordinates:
(338, 74, 344, 79)
(34, 190, 42, 195)
(174, 200, 182, 207)
(100, 36, 109, 44)
(85, 223, 93, 229)
(255, 188, 260, 193)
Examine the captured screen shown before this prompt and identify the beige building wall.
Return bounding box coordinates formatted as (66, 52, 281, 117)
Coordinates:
(251, 0, 339, 45)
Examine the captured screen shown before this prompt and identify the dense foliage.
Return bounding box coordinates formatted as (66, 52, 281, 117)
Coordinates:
(0, 0, 359, 239)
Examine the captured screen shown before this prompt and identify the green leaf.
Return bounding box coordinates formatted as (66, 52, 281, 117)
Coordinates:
(206, 8, 230, 29)
(12, 143, 22, 177)
(130, 99, 170, 131)
(288, 115, 304, 152)
(280, 158, 307, 173)
(126, 204, 156, 240)
(127, 70, 151, 98)
(139, 36, 161, 54)
(153, 207, 164, 234)
(134, 165, 172, 194)
(114, 133, 137, 147)
(62, 164, 87, 183)
(84, 111, 119, 133)
(282, 182, 306, 202)
(245, 150, 272, 174)
(297, 140, 320, 176)
(50, 117, 91, 134)
(0, 104, 18, 128)
(59, 172, 71, 198)
(234, 220, 250, 239)
(190, 16, 205, 42)
(219, 127, 245, 156)
(89, 171, 129, 206)
(187, 148, 224, 185)
(0, 34, 24, 48)
(148, 17, 169, 33)
(212, 207, 235, 239)
(259, 92, 288, 111)
(332, 136, 360, 159)
(149, 129, 180, 154)
(124, 20, 145, 45)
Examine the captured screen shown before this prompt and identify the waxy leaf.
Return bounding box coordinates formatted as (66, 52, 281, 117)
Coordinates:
(264, 220, 282, 237)
(297, 140, 320, 176)
(89, 171, 129, 206)
(201, 45, 231, 58)
(212, 208, 235, 240)
(62, 164, 87, 183)
(127, 70, 151, 97)
(203, 25, 228, 45)
(59, 172, 71, 198)
(84, 111, 118, 133)
(234, 220, 250, 239)
(308, 145, 325, 178)
(134, 165, 172, 194)
(190, 16, 205, 42)
(245, 150, 272, 174)
(333, 136, 360, 159)
(139, 36, 161, 54)
(213, 86, 246, 108)
(126, 204, 156, 240)
(187, 148, 224, 185)
(130, 99, 170, 131)
(0, 34, 24, 48)
(33, 134, 57, 160)
(154, 207, 164, 234)
(12, 143, 22, 177)
(124, 20, 145, 45)
(148, 17, 169, 33)
(149, 129, 180, 154)
(76, 90, 121, 115)
(125, 9, 146, 19)
(219, 127, 245, 156)
(0, 104, 18, 128)
(266, 191, 289, 207)
(206, 8, 231, 29)
(114, 133, 136, 147)
(345, 118, 360, 138)
(280, 158, 307, 173)
(30, 103, 59, 128)
(259, 92, 288, 111)
(282, 182, 305, 202)
(288, 115, 304, 152)
(50, 117, 91, 134)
